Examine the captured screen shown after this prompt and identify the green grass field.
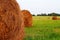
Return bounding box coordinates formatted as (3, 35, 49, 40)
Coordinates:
(24, 16, 60, 40)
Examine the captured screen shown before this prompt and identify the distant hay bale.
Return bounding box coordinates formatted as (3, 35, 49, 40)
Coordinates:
(21, 10, 32, 27)
(52, 16, 57, 20)
(57, 18, 60, 20)
(0, 0, 24, 40)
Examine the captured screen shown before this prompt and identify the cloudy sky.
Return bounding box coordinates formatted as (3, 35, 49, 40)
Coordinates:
(17, 0, 60, 15)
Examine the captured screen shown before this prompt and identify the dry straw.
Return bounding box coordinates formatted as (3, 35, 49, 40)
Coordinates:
(21, 10, 32, 27)
(52, 16, 57, 20)
(0, 0, 24, 40)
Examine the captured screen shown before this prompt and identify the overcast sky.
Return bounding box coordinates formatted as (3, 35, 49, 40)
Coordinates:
(17, 0, 60, 15)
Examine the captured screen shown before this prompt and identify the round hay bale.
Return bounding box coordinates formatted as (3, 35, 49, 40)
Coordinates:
(56, 18, 60, 20)
(21, 10, 32, 27)
(0, 0, 24, 40)
(52, 16, 57, 20)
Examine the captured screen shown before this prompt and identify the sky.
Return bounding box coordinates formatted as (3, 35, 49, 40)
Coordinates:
(17, 0, 60, 15)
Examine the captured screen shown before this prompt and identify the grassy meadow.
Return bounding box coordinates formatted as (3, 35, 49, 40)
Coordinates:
(24, 16, 60, 40)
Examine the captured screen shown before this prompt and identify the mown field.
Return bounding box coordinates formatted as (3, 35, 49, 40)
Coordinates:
(24, 16, 60, 40)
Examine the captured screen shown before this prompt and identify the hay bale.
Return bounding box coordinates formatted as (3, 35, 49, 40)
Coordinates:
(0, 0, 24, 40)
(52, 16, 57, 20)
(21, 10, 32, 27)
(56, 18, 60, 20)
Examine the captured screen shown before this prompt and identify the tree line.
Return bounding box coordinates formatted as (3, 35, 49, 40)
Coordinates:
(32, 12, 60, 16)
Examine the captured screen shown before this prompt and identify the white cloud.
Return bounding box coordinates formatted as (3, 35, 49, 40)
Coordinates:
(17, 0, 60, 14)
